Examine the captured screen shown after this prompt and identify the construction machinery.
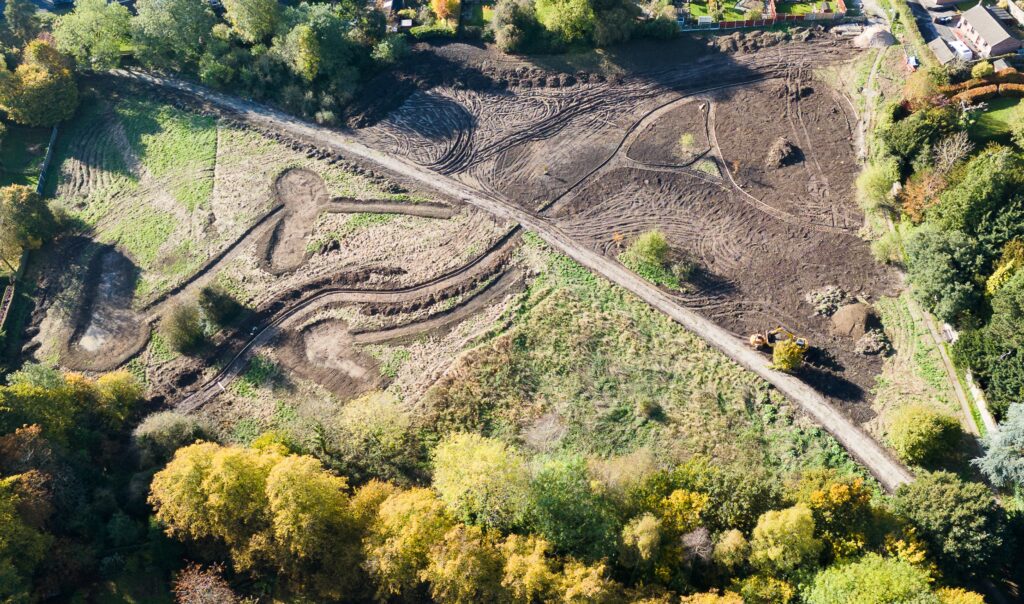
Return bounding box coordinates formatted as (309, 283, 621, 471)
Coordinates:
(748, 327, 809, 352)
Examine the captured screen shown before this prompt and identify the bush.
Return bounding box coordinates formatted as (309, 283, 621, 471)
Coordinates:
(887, 404, 962, 465)
(372, 34, 410, 64)
(952, 84, 998, 104)
(971, 60, 994, 80)
(132, 411, 212, 468)
(198, 284, 244, 328)
(772, 339, 804, 373)
(160, 301, 206, 354)
(855, 157, 899, 211)
(870, 230, 903, 264)
(618, 230, 682, 289)
(410, 23, 456, 39)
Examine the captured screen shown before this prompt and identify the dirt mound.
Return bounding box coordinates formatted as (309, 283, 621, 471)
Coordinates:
(830, 303, 879, 339)
(853, 25, 896, 49)
(765, 137, 802, 168)
(275, 320, 382, 399)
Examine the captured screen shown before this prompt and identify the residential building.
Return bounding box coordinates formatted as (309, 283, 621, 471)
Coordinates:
(958, 4, 1021, 57)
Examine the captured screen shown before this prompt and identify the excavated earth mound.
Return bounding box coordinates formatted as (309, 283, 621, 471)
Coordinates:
(830, 303, 879, 339)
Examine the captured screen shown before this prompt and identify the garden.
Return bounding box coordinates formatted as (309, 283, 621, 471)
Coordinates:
(774, 0, 839, 14)
(0, 124, 51, 188)
(969, 96, 1021, 142)
(687, 0, 760, 21)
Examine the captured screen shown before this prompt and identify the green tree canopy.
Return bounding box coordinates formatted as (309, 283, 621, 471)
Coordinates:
(222, 0, 280, 43)
(975, 403, 1024, 489)
(535, 0, 595, 44)
(3, 0, 40, 45)
(892, 471, 1006, 578)
(132, 0, 216, 68)
(749, 503, 823, 575)
(432, 433, 532, 531)
(53, 0, 131, 69)
(887, 404, 962, 466)
(904, 227, 986, 323)
(527, 456, 621, 560)
(804, 553, 938, 604)
(0, 185, 55, 262)
(0, 475, 51, 603)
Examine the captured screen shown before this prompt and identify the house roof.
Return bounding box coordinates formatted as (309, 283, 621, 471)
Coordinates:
(928, 38, 955, 64)
(961, 4, 1015, 46)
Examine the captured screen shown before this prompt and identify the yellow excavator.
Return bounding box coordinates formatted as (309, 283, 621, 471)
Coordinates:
(748, 327, 809, 352)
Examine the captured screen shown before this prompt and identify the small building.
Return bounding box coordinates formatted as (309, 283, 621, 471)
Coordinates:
(958, 4, 1021, 58)
(950, 38, 975, 60)
(994, 57, 1011, 70)
(928, 38, 956, 65)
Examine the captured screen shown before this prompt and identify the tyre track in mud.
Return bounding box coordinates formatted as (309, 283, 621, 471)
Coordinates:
(173, 229, 521, 413)
(110, 69, 914, 492)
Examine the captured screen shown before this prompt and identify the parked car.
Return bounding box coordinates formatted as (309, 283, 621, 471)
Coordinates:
(935, 15, 955, 23)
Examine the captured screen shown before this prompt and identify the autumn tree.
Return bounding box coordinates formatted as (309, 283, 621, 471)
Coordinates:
(0, 475, 51, 602)
(772, 339, 804, 373)
(431, 0, 460, 23)
(363, 487, 455, 598)
(749, 504, 822, 575)
(0, 185, 55, 264)
(713, 529, 749, 571)
(173, 564, 240, 604)
(789, 469, 874, 558)
(432, 433, 531, 531)
(0, 41, 78, 127)
(557, 559, 621, 603)
(500, 534, 558, 603)
(52, 0, 131, 69)
(422, 524, 507, 603)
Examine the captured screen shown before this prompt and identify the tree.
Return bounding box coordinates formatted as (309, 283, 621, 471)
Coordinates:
(432, 433, 532, 531)
(333, 391, 422, 484)
(221, 0, 280, 43)
(971, 60, 994, 79)
(371, 35, 409, 65)
(431, 0, 459, 23)
(500, 534, 558, 603)
(749, 504, 822, 575)
(713, 529, 749, 571)
(935, 588, 986, 604)
(264, 455, 363, 599)
(527, 456, 621, 560)
(173, 564, 240, 604)
(975, 403, 1024, 489)
(0, 475, 51, 603)
(422, 524, 507, 603)
(855, 156, 899, 211)
(932, 132, 974, 175)
(363, 487, 455, 598)
(557, 559, 620, 604)
(804, 554, 937, 604)
(0, 185, 55, 260)
(887, 405, 961, 466)
(161, 301, 205, 354)
(1010, 103, 1024, 149)
(679, 592, 743, 604)
(535, 0, 596, 44)
(52, 0, 131, 69)
(3, 0, 40, 45)
(491, 0, 545, 53)
(772, 339, 805, 373)
(197, 284, 244, 328)
(736, 574, 795, 604)
(620, 513, 662, 568)
(0, 41, 79, 127)
(892, 471, 1006, 577)
(789, 470, 873, 559)
(904, 227, 986, 323)
(279, 24, 321, 82)
(930, 145, 1024, 234)
(133, 0, 216, 68)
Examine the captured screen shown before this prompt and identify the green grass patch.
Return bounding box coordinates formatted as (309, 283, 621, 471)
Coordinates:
(970, 96, 1020, 142)
(694, 158, 722, 177)
(774, 0, 837, 14)
(101, 207, 177, 270)
(115, 98, 217, 211)
(421, 232, 865, 477)
(0, 125, 51, 188)
(230, 354, 280, 398)
(688, 0, 749, 20)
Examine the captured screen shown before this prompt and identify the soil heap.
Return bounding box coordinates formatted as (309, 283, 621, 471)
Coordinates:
(853, 25, 896, 49)
(766, 137, 802, 168)
(830, 303, 879, 339)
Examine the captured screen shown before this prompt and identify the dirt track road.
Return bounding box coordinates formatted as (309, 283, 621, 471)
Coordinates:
(112, 70, 914, 492)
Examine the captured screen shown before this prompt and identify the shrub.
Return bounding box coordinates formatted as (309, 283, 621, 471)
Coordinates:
(410, 23, 456, 39)
(952, 84, 998, 104)
(133, 411, 212, 468)
(971, 60, 994, 80)
(855, 157, 899, 211)
(160, 301, 206, 354)
(870, 230, 903, 264)
(618, 230, 682, 289)
(887, 404, 962, 465)
(772, 339, 804, 373)
(198, 284, 244, 328)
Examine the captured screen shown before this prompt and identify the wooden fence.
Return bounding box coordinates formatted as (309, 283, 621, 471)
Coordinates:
(679, 0, 846, 30)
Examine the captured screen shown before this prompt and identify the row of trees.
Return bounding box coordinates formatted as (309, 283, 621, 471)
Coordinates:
(52, 0, 406, 124)
(143, 428, 1001, 602)
(491, 0, 678, 53)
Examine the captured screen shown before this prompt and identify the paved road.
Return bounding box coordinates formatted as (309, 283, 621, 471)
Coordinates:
(111, 70, 915, 492)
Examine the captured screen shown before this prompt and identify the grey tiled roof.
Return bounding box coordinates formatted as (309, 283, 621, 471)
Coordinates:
(962, 4, 1015, 46)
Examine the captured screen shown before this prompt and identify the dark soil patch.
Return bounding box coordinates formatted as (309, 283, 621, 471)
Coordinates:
(626, 100, 711, 167)
(275, 320, 383, 399)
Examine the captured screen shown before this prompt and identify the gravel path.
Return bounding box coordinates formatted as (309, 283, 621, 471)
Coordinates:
(111, 69, 914, 492)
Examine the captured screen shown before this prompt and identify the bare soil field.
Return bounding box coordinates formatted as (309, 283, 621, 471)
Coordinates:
(19, 29, 912, 479)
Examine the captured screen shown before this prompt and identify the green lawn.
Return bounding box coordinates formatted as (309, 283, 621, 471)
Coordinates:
(775, 0, 837, 14)
(463, 2, 494, 26)
(688, 0, 749, 20)
(971, 96, 1021, 142)
(0, 125, 52, 188)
